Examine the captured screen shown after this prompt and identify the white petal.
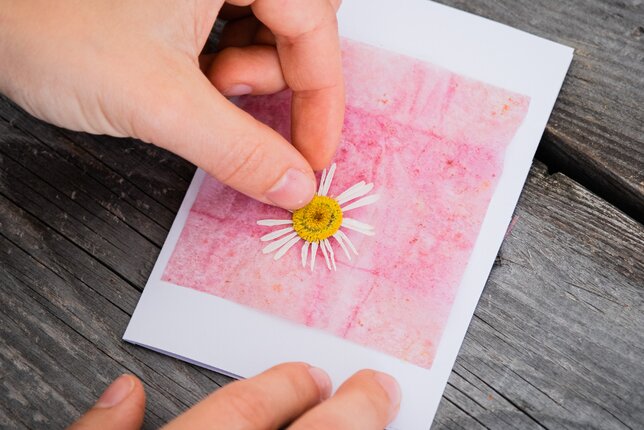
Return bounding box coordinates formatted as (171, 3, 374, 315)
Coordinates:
(335, 181, 365, 202)
(342, 225, 376, 236)
(301, 241, 310, 267)
(337, 230, 358, 255)
(321, 163, 337, 196)
(257, 219, 293, 226)
(341, 194, 380, 212)
(262, 232, 298, 254)
(260, 226, 294, 241)
(274, 236, 301, 260)
(324, 239, 337, 271)
(343, 225, 376, 236)
(342, 218, 375, 236)
(318, 168, 327, 195)
(319, 239, 332, 270)
(336, 183, 374, 205)
(310, 241, 319, 271)
(333, 233, 352, 261)
(342, 217, 375, 230)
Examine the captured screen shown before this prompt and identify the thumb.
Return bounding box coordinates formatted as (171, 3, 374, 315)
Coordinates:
(132, 64, 317, 210)
(68, 374, 145, 430)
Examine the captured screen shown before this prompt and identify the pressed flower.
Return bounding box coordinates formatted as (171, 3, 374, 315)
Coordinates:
(257, 163, 379, 271)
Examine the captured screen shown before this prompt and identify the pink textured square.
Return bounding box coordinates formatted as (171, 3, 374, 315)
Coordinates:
(162, 39, 530, 368)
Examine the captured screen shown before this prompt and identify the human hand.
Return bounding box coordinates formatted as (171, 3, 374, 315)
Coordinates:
(0, 0, 344, 210)
(68, 363, 401, 429)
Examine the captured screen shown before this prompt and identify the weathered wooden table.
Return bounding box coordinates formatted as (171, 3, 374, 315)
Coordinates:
(1, 1, 642, 428)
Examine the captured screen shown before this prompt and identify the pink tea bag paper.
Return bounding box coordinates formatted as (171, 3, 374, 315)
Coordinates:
(125, 1, 573, 428)
(163, 39, 529, 368)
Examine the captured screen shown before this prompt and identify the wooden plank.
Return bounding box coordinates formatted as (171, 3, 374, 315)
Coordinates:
(437, 0, 644, 220)
(0, 96, 189, 241)
(0, 197, 231, 429)
(0, 118, 232, 428)
(0, 130, 158, 288)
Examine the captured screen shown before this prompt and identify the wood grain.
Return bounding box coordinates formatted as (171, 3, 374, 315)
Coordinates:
(438, 0, 644, 220)
(0, 132, 231, 429)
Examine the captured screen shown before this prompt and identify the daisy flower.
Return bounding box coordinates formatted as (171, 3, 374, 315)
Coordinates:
(257, 163, 379, 271)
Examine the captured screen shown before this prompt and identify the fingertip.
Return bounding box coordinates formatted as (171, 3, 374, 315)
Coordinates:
(287, 369, 400, 430)
(291, 85, 345, 171)
(222, 83, 253, 97)
(130, 375, 147, 406)
(265, 362, 332, 401)
(341, 369, 401, 425)
(307, 147, 339, 171)
(372, 371, 401, 423)
(307, 367, 333, 401)
(265, 168, 316, 210)
(94, 374, 136, 409)
(206, 45, 287, 96)
(116, 374, 146, 413)
(68, 374, 146, 430)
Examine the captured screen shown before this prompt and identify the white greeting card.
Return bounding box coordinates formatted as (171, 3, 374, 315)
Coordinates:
(124, 1, 573, 428)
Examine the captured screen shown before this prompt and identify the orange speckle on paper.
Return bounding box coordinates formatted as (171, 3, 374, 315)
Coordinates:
(272, 284, 283, 293)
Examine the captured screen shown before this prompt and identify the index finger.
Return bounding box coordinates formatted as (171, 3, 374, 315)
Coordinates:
(244, 0, 345, 170)
(289, 369, 401, 430)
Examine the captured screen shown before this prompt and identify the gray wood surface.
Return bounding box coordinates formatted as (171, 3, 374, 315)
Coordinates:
(1, 0, 643, 428)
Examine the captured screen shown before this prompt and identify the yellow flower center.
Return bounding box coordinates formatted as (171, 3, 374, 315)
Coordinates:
(292, 195, 343, 243)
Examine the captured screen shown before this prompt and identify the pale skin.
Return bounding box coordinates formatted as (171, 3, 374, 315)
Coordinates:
(0, 0, 345, 210)
(0, 0, 401, 428)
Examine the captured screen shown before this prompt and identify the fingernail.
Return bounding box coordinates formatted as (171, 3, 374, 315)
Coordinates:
(373, 372, 401, 422)
(223, 83, 252, 97)
(265, 168, 315, 210)
(308, 367, 332, 401)
(95, 375, 135, 409)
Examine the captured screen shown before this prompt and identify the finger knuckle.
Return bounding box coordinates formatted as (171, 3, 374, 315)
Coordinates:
(215, 138, 265, 185)
(224, 386, 273, 428)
